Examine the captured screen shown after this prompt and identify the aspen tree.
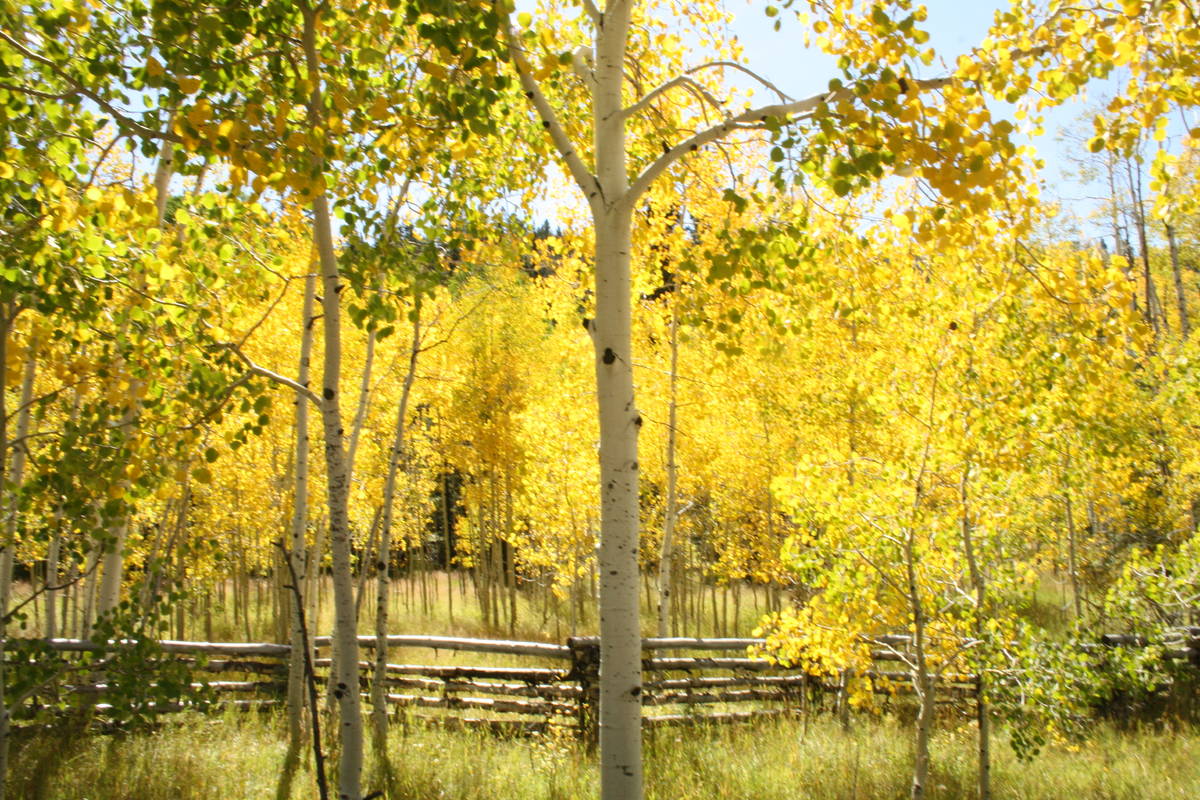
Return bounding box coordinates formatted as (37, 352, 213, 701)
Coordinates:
(503, 2, 1000, 793)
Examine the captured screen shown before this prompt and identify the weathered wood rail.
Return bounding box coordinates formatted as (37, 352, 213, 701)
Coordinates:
(17, 628, 1199, 734)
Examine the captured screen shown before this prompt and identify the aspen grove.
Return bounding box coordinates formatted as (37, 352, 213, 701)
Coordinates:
(1, 1, 1199, 799)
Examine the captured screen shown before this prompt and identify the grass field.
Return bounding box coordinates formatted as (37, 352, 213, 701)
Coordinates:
(10, 712, 1198, 800)
(12, 570, 1192, 799)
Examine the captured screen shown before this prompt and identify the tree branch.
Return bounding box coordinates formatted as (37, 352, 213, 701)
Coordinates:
(625, 77, 951, 207)
(219, 343, 321, 407)
(622, 75, 724, 119)
(686, 61, 794, 102)
(502, 22, 599, 204)
(0, 30, 182, 145)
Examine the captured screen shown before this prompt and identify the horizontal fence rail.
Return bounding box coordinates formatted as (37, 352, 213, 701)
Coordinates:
(10, 629, 1198, 735)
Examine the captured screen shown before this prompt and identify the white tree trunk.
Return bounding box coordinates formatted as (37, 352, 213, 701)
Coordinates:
(346, 321, 376, 484)
(590, 4, 644, 792)
(312, 192, 363, 800)
(906, 522, 934, 800)
(371, 310, 420, 741)
(0, 334, 36, 615)
(287, 271, 316, 747)
(96, 524, 127, 623)
(656, 312, 679, 637)
(301, 5, 362, 794)
(44, 528, 60, 639)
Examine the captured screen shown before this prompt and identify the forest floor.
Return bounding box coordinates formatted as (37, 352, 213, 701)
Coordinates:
(18, 568, 1073, 644)
(12, 571, 1172, 799)
(10, 712, 1199, 799)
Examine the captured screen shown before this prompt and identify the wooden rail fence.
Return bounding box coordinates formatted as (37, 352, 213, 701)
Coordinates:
(16, 627, 1199, 735)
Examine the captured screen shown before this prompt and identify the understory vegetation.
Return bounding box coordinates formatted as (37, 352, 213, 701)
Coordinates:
(10, 714, 1199, 800)
(3, 0, 1200, 798)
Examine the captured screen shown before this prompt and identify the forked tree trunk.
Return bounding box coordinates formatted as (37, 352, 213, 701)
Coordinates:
(507, 3, 879, 794)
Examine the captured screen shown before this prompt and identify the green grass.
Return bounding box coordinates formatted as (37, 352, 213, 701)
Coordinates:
(11, 712, 1199, 799)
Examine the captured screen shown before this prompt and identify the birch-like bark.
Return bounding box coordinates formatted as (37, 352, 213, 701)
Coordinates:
(371, 310, 420, 742)
(442, 468, 454, 624)
(503, 3, 951, 795)
(287, 271, 316, 749)
(345, 321, 376, 485)
(592, 8, 644, 786)
(312, 199, 362, 794)
(45, 392, 80, 639)
(301, 5, 362, 796)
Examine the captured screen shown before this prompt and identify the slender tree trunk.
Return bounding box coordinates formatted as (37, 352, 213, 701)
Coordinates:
(301, 7, 362, 793)
(907, 521, 934, 800)
(1126, 158, 1165, 336)
(504, 472, 517, 636)
(442, 470, 453, 625)
(960, 466, 990, 800)
(1166, 223, 1190, 338)
(81, 545, 99, 635)
(44, 529, 61, 639)
(1064, 489, 1081, 620)
(372, 309, 420, 742)
(657, 311, 679, 637)
(0, 309, 13, 800)
(0, 333, 35, 615)
(287, 271, 314, 749)
(355, 507, 381, 619)
(593, 203, 643, 800)
(345, 322, 376, 485)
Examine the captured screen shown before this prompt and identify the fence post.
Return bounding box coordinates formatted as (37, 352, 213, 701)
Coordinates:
(567, 636, 600, 748)
(835, 668, 854, 730)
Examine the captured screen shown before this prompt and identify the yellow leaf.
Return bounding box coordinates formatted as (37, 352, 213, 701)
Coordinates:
(177, 75, 202, 94)
(418, 59, 449, 80)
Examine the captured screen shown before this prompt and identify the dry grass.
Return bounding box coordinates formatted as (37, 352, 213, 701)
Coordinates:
(10, 712, 1199, 800)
